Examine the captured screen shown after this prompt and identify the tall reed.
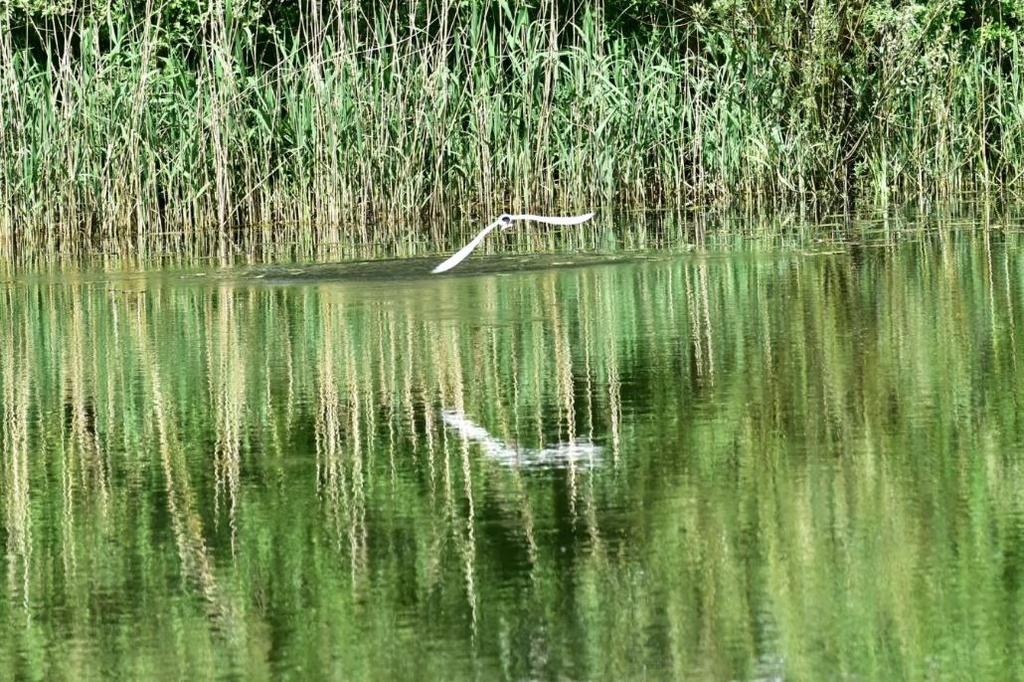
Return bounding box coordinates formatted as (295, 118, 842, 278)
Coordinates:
(4, 0, 1024, 259)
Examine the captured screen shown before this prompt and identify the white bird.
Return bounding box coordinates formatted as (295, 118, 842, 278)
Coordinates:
(431, 212, 595, 274)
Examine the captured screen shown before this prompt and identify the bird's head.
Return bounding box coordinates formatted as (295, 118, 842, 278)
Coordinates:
(498, 213, 513, 230)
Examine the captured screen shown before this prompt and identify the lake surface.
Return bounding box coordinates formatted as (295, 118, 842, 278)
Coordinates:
(3, 230, 1024, 679)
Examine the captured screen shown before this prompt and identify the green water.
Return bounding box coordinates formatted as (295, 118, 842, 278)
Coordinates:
(2, 233, 1024, 680)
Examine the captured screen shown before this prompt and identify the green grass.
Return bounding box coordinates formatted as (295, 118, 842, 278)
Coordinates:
(4, 0, 1024, 259)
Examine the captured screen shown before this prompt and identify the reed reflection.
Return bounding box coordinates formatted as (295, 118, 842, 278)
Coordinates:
(0, 229, 1023, 678)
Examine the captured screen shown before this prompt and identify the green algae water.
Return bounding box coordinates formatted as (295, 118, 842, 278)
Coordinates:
(3, 232, 1024, 679)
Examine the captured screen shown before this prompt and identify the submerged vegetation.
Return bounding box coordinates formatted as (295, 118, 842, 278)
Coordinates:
(4, 0, 1024, 256)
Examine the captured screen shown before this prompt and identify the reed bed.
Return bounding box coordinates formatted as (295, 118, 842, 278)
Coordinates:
(4, 0, 1024, 259)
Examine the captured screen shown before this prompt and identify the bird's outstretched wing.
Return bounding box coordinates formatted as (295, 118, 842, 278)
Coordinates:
(431, 219, 503, 273)
(431, 212, 595, 274)
(510, 212, 595, 225)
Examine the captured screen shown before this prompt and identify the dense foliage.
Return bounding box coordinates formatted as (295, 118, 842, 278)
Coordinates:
(3, 0, 1024, 255)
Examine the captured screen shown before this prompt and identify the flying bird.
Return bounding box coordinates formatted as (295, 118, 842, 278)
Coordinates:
(431, 212, 595, 274)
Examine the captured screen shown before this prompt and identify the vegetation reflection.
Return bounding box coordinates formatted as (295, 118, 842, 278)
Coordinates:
(2, 231, 1024, 678)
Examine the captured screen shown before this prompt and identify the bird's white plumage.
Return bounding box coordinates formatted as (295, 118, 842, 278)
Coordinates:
(508, 212, 595, 226)
(431, 219, 503, 273)
(431, 212, 594, 274)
